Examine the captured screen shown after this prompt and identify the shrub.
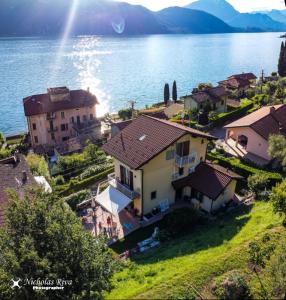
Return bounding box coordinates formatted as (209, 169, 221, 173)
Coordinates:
(0, 148, 12, 159)
(64, 189, 91, 210)
(53, 175, 65, 185)
(247, 174, 269, 197)
(118, 108, 133, 120)
(212, 271, 251, 300)
(78, 161, 114, 180)
(25, 153, 50, 179)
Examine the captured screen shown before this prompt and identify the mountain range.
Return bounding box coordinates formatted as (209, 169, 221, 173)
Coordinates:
(186, 0, 286, 32)
(0, 0, 286, 36)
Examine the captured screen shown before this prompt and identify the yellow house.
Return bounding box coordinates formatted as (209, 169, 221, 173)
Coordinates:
(102, 115, 241, 218)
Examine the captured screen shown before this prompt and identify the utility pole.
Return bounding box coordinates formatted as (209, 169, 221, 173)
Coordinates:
(128, 100, 137, 119)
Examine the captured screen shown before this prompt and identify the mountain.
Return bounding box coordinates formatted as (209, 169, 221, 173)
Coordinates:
(0, 0, 168, 36)
(186, 0, 286, 32)
(186, 0, 239, 22)
(260, 10, 286, 24)
(0, 0, 236, 36)
(156, 7, 234, 34)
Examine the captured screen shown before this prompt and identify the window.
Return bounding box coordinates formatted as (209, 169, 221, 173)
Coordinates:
(83, 115, 87, 122)
(166, 150, 175, 160)
(178, 167, 184, 176)
(120, 165, 134, 190)
(32, 123, 37, 130)
(201, 139, 204, 144)
(51, 133, 55, 140)
(151, 191, 157, 200)
(71, 117, 75, 124)
(34, 136, 38, 143)
(221, 99, 224, 105)
(176, 141, 189, 157)
(61, 112, 65, 119)
(62, 137, 69, 141)
(90, 114, 93, 120)
(61, 124, 66, 131)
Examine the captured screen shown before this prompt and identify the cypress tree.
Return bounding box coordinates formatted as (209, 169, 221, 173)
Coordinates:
(164, 83, 170, 105)
(278, 41, 286, 77)
(172, 80, 178, 103)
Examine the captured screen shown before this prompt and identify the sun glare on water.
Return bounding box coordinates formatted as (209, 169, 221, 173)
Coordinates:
(50, 0, 110, 117)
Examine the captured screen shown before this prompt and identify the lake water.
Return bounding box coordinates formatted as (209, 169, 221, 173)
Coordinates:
(0, 32, 282, 135)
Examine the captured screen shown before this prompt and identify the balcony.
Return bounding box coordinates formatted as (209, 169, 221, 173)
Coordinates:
(108, 173, 140, 200)
(48, 126, 58, 133)
(46, 113, 56, 120)
(72, 119, 101, 134)
(175, 153, 196, 168)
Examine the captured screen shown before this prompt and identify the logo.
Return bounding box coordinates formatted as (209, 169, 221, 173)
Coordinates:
(11, 279, 21, 289)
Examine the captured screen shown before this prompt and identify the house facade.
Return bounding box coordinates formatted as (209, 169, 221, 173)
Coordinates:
(183, 86, 228, 113)
(23, 87, 100, 151)
(102, 115, 241, 217)
(224, 104, 286, 164)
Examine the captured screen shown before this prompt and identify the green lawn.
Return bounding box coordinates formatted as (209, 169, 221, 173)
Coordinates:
(106, 202, 284, 299)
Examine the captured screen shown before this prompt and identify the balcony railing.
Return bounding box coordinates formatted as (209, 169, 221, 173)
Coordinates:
(48, 126, 58, 133)
(175, 153, 196, 168)
(108, 173, 140, 200)
(46, 113, 56, 120)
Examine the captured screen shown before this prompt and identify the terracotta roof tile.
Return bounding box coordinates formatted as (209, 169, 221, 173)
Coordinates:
(172, 162, 242, 200)
(229, 73, 257, 81)
(102, 115, 215, 170)
(23, 89, 98, 116)
(0, 155, 36, 226)
(225, 105, 286, 140)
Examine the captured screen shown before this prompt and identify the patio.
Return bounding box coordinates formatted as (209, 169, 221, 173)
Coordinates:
(80, 200, 141, 244)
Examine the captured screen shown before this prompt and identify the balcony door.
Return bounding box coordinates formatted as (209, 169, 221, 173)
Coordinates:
(176, 141, 190, 157)
(120, 165, 134, 191)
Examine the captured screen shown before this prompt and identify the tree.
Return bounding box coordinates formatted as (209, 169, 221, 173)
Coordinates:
(26, 153, 50, 179)
(198, 82, 213, 91)
(278, 41, 286, 77)
(268, 134, 286, 171)
(164, 83, 170, 105)
(118, 108, 133, 120)
(0, 189, 115, 299)
(270, 180, 286, 224)
(247, 174, 269, 198)
(0, 132, 5, 146)
(172, 81, 177, 103)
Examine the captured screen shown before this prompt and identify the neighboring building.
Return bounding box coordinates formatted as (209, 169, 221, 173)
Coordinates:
(23, 87, 100, 152)
(110, 119, 133, 138)
(0, 155, 36, 226)
(219, 73, 257, 97)
(101, 115, 241, 218)
(224, 104, 286, 164)
(183, 86, 228, 112)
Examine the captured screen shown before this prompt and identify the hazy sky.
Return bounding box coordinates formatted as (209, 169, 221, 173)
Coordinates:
(118, 0, 285, 12)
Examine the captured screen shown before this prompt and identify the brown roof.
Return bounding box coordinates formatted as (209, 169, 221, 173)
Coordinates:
(102, 115, 215, 170)
(225, 105, 286, 140)
(191, 92, 210, 104)
(229, 73, 257, 81)
(219, 78, 250, 89)
(0, 155, 36, 226)
(23, 89, 98, 116)
(172, 161, 242, 200)
(112, 119, 133, 132)
(206, 86, 228, 99)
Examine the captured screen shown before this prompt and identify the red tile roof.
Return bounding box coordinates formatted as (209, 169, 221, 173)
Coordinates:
(23, 89, 98, 116)
(102, 115, 215, 170)
(229, 73, 257, 81)
(225, 105, 286, 140)
(0, 155, 36, 226)
(172, 161, 242, 200)
(219, 78, 250, 89)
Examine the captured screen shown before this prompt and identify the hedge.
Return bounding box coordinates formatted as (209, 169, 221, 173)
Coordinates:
(211, 100, 254, 128)
(207, 152, 282, 186)
(57, 167, 114, 196)
(64, 189, 91, 211)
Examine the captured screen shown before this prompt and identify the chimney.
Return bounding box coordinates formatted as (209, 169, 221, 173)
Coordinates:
(14, 151, 20, 163)
(270, 106, 276, 115)
(22, 171, 27, 184)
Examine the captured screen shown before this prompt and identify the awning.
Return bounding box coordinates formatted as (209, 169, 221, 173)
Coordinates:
(95, 186, 132, 215)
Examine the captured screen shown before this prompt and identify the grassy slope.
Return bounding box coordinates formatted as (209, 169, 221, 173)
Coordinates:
(106, 202, 284, 299)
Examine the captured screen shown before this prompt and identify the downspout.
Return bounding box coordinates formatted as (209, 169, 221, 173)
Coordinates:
(140, 168, 144, 219)
(210, 198, 214, 214)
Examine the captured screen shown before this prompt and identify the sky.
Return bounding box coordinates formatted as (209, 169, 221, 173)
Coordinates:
(117, 0, 286, 12)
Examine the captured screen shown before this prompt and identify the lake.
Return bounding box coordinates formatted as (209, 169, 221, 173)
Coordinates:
(0, 32, 282, 135)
